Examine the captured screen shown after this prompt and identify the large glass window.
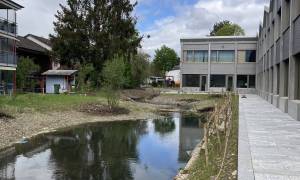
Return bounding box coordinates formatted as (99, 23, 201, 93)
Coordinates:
(210, 75, 226, 87)
(194, 50, 208, 62)
(237, 75, 248, 88)
(0, 37, 16, 65)
(211, 50, 235, 62)
(237, 75, 256, 88)
(185, 50, 208, 62)
(182, 74, 200, 87)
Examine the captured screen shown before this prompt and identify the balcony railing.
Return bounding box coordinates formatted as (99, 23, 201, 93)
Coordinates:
(0, 18, 16, 35)
(0, 51, 17, 66)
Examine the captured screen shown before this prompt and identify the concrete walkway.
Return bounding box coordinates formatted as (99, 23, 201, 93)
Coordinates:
(238, 95, 300, 180)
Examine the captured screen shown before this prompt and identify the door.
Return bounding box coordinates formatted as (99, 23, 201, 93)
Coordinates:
(201, 76, 207, 91)
(227, 76, 233, 91)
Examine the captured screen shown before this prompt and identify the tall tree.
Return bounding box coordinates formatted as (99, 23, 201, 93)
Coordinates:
(210, 20, 245, 36)
(50, 0, 142, 86)
(152, 45, 179, 76)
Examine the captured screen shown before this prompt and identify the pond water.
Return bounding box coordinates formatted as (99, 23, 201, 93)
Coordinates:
(0, 113, 204, 180)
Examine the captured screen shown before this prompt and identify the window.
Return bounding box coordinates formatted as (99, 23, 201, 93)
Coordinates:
(211, 50, 235, 62)
(187, 50, 193, 62)
(237, 75, 256, 88)
(211, 51, 217, 62)
(246, 50, 256, 62)
(237, 75, 248, 88)
(210, 75, 226, 87)
(194, 50, 208, 62)
(185, 50, 208, 62)
(238, 50, 256, 63)
(182, 74, 200, 87)
(249, 75, 256, 88)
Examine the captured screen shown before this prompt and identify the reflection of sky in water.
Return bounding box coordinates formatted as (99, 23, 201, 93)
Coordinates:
(0, 112, 202, 180)
(15, 150, 53, 180)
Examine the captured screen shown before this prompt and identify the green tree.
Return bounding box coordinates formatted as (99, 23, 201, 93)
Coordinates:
(102, 56, 126, 109)
(75, 63, 94, 91)
(210, 20, 245, 36)
(16, 57, 40, 91)
(124, 52, 150, 88)
(50, 0, 142, 86)
(152, 45, 179, 76)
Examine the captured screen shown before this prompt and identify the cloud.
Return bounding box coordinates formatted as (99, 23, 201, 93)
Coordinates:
(140, 0, 269, 58)
(14, 0, 66, 38)
(13, 0, 269, 59)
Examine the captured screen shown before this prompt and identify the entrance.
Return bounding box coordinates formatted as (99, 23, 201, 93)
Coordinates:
(200, 75, 207, 91)
(226, 76, 233, 91)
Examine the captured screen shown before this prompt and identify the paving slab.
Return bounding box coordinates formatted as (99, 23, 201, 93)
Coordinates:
(238, 95, 300, 180)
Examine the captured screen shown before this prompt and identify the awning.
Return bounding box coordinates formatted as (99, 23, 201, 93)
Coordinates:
(0, 66, 16, 71)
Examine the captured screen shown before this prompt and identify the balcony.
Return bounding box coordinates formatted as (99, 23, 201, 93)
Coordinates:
(0, 18, 16, 35)
(0, 51, 17, 66)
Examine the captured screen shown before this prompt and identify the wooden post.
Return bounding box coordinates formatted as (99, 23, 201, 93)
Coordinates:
(13, 70, 16, 95)
(204, 123, 209, 166)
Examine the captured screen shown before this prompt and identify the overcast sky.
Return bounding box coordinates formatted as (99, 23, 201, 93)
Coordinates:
(14, 0, 269, 57)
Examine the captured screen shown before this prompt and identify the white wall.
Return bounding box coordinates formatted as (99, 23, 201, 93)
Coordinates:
(45, 76, 67, 94)
(166, 70, 180, 85)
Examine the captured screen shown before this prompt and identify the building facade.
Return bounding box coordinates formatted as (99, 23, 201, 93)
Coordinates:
(257, 0, 300, 121)
(0, 0, 22, 94)
(180, 37, 257, 94)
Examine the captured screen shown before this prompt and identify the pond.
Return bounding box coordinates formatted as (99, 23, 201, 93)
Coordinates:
(0, 113, 204, 180)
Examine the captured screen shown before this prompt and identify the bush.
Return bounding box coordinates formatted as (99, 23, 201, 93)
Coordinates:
(16, 57, 40, 91)
(102, 56, 126, 109)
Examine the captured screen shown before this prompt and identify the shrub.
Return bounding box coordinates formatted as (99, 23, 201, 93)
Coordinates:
(102, 56, 126, 109)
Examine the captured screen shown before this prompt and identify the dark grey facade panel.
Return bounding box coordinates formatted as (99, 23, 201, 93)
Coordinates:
(276, 0, 281, 12)
(293, 16, 300, 55)
(271, 46, 274, 66)
(282, 28, 289, 60)
(276, 39, 281, 63)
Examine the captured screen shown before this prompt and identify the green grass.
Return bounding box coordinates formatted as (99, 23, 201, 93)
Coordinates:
(0, 92, 106, 112)
(189, 95, 239, 180)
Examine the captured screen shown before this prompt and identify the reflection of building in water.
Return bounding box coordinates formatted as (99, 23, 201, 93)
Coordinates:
(178, 114, 204, 162)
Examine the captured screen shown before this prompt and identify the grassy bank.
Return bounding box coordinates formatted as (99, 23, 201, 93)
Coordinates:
(189, 95, 239, 180)
(0, 92, 106, 113)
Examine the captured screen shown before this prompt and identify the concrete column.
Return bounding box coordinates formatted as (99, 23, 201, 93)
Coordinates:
(289, 55, 298, 100)
(234, 42, 238, 91)
(180, 43, 183, 89)
(273, 65, 279, 94)
(208, 43, 211, 91)
(279, 61, 289, 97)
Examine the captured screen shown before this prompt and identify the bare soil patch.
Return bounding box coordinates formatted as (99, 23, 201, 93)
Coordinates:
(79, 103, 130, 116)
(121, 88, 160, 102)
(0, 112, 14, 122)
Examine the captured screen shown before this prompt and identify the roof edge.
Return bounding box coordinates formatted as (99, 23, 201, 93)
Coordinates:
(180, 36, 258, 42)
(2, 0, 24, 10)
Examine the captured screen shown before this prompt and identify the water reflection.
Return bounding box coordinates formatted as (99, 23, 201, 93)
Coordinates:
(0, 113, 203, 180)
